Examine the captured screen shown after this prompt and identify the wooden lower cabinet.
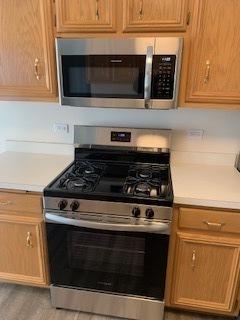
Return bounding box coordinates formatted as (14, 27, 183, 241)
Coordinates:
(166, 207, 240, 317)
(0, 215, 48, 286)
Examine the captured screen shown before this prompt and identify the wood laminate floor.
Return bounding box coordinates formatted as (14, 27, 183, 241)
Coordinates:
(0, 283, 237, 320)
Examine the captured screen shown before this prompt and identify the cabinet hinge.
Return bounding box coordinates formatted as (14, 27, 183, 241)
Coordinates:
(186, 11, 191, 25)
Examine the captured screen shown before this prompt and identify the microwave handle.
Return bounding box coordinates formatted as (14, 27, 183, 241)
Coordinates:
(45, 212, 170, 235)
(144, 46, 153, 109)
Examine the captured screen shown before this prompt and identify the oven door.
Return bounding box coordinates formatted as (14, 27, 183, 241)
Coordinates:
(45, 213, 169, 301)
(56, 38, 154, 109)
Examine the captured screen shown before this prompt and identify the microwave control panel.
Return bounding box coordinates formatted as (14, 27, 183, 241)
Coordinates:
(151, 55, 176, 100)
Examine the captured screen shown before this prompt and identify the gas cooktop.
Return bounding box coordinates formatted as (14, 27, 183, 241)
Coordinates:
(44, 148, 173, 206)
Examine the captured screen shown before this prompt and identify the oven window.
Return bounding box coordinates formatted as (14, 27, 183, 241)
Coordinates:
(47, 224, 169, 300)
(61, 55, 146, 99)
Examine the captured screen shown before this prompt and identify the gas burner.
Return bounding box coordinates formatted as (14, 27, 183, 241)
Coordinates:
(73, 161, 105, 177)
(123, 165, 168, 198)
(66, 178, 94, 192)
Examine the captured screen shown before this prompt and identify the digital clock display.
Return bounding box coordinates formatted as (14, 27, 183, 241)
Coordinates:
(111, 131, 131, 142)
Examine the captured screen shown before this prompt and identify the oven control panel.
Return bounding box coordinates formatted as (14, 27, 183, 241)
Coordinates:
(151, 55, 176, 100)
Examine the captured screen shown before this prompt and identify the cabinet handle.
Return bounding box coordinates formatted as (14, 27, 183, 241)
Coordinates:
(34, 58, 40, 80)
(204, 60, 210, 83)
(191, 249, 196, 270)
(203, 220, 225, 231)
(26, 232, 33, 248)
(96, 0, 100, 20)
(139, 0, 143, 19)
(0, 200, 12, 206)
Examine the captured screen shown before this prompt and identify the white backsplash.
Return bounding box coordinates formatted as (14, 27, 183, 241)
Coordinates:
(0, 101, 240, 159)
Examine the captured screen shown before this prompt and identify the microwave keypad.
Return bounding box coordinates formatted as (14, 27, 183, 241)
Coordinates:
(151, 55, 176, 99)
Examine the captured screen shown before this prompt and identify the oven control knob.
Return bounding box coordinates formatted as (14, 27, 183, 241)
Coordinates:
(132, 207, 141, 218)
(70, 201, 79, 211)
(58, 200, 68, 211)
(146, 208, 154, 219)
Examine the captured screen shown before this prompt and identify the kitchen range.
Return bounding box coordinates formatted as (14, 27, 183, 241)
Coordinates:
(44, 126, 173, 320)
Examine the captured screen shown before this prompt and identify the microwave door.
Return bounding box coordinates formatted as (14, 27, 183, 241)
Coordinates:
(59, 54, 147, 109)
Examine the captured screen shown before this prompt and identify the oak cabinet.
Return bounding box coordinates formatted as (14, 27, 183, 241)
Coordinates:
(56, 0, 117, 33)
(0, 0, 57, 101)
(166, 206, 240, 317)
(172, 233, 240, 314)
(183, 0, 240, 107)
(0, 191, 49, 286)
(123, 0, 189, 32)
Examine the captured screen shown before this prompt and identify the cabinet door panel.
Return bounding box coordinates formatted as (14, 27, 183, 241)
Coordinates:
(186, 0, 240, 105)
(172, 233, 240, 313)
(123, 0, 189, 32)
(56, 0, 116, 32)
(0, 219, 47, 285)
(0, 0, 57, 100)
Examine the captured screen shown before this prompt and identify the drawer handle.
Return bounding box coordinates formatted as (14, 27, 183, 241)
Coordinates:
(191, 249, 196, 270)
(0, 200, 13, 206)
(204, 60, 210, 83)
(26, 232, 33, 248)
(203, 220, 225, 231)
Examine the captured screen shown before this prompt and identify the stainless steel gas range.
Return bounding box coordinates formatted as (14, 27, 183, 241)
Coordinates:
(43, 126, 173, 320)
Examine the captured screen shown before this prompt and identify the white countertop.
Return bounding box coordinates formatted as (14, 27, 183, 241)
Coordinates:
(171, 163, 240, 210)
(0, 150, 239, 210)
(0, 152, 73, 192)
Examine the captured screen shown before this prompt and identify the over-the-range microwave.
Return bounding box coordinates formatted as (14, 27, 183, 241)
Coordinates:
(56, 37, 183, 109)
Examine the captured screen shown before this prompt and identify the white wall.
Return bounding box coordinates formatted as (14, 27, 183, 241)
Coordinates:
(0, 101, 240, 155)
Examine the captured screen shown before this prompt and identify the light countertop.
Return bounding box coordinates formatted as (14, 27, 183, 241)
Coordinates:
(0, 152, 73, 192)
(0, 151, 239, 210)
(171, 163, 240, 210)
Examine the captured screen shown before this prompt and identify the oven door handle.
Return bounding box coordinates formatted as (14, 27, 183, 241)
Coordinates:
(45, 213, 170, 234)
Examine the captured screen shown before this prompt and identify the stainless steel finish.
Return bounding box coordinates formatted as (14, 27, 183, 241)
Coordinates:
(56, 37, 183, 109)
(144, 46, 153, 109)
(44, 197, 173, 221)
(45, 212, 171, 234)
(50, 285, 165, 320)
(74, 126, 172, 150)
(57, 38, 155, 55)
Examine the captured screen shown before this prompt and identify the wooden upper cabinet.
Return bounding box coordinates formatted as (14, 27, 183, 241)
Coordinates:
(123, 0, 189, 32)
(56, 0, 117, 33)
(171, 232, 240, 314)
(0, 0, 57, 100)
(185, 0, 240, 107)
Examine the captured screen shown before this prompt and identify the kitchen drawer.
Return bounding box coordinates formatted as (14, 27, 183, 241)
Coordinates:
(178, 207, 240, 234)
(0, 191, 42, 214)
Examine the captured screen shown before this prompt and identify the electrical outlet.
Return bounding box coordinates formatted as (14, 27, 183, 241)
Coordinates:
(187, 129, 204, 140)
(53, 123, 69, 134)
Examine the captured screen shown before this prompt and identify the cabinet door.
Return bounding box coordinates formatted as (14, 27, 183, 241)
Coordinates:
(185, 0, 240, 106)
(171, 232, 240, 314)
(123, 0, 189, 32)
(56, 0, 116, 33)
(0, 218, 48, 285)
(0, 0, 57, 100)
